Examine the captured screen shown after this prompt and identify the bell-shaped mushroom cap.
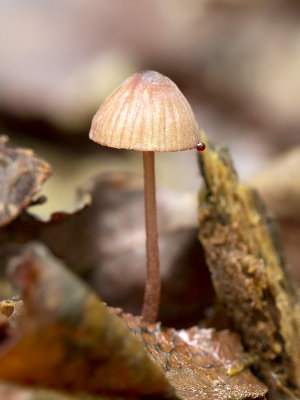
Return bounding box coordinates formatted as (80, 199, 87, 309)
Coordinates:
(89, 70, 200, 152)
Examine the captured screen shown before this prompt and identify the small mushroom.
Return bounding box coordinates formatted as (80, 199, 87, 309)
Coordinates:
(89, 70, 203, 322)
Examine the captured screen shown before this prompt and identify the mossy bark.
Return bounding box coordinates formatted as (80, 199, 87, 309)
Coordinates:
(198, 133, 300, 399)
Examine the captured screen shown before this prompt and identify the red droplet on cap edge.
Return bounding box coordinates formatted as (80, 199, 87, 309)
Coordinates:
(197, 142, 205, 152)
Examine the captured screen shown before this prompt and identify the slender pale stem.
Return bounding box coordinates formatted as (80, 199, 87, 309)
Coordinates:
(142, 151, 160, 323)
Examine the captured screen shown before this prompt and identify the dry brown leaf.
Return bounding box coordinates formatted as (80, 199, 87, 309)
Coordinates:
(112, 309, 267, 400)
(0, 242, 175, 399)
(0, 306, 132, 400)
(0, 136, 51, 227)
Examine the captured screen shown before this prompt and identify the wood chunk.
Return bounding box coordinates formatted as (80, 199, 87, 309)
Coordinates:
(197, 132, 300, 399)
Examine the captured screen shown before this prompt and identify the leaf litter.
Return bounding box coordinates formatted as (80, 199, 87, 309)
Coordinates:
(0, 242, 267, 399)
(0, 137, 269, 399)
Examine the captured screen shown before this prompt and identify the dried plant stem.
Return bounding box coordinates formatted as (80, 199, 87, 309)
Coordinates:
(142, 151, 160, 323)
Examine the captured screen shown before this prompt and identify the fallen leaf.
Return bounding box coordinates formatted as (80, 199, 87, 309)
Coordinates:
(112, 309, 267, 400)
(0, 136, 51, 227)
(0, 242, 175, 399)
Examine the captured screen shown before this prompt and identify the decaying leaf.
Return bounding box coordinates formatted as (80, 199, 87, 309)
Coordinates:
(113, 310, 267, 400)
(0, 304, 131, 400)
(0, 242, 175, 399)
(197, 132, 300, 399)
(0, 136, 51, 227)
(0, 243, 267, 400)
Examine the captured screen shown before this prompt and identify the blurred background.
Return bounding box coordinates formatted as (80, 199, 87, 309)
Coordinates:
(1, 0, 299, 211)
(0, 0, 299, 323)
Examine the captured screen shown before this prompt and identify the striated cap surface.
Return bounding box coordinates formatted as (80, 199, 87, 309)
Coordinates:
(89, 70, 200, 152)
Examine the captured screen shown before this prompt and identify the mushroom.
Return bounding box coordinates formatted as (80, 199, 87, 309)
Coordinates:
(89, 70, 204, 323)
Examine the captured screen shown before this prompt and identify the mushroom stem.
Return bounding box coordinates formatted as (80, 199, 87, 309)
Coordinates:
(142, 151, 160, 323)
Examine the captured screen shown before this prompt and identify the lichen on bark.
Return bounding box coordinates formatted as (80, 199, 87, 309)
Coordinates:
(197, 132, 300, 399)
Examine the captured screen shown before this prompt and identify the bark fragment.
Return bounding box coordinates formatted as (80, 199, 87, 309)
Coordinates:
(197, 132, 300, 398)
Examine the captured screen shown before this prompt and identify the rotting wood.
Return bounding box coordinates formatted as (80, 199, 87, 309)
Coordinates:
(197, 132, 300, 399)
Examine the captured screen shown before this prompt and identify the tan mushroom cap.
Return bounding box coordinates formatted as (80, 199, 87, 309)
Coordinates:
(89, 70, 200, 152)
